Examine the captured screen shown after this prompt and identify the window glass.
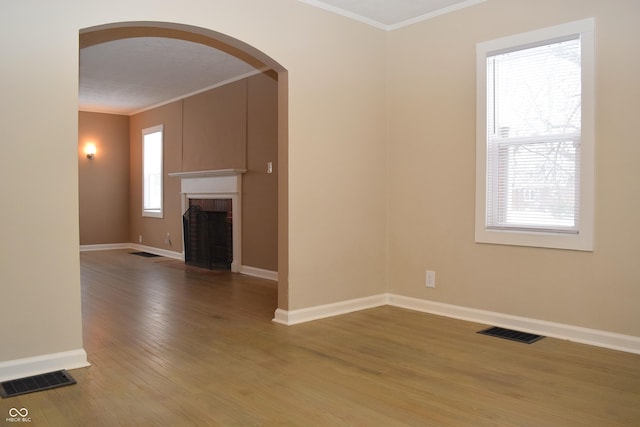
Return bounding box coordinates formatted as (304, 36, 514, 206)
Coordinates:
(475, 19, 594, 251)
(142, 125, 163, 218)
(486, 37, 581, 233)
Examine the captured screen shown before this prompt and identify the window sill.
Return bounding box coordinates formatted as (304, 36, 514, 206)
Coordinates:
(475, 227, 593, 251)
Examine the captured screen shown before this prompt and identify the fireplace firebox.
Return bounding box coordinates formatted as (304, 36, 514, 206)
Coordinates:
(169, 169, 245, 272)
(183, 199, 233, 270)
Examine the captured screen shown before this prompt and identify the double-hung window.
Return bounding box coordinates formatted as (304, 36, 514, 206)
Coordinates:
(475, 19, 595, 251)
(142, 125, 163, 218)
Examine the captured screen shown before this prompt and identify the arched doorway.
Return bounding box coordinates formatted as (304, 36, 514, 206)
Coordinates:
(78, 21, 288, 313)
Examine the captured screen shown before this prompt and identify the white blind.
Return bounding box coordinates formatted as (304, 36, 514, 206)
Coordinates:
(143, 128, 163, 212)
(486, 36, 581, 234)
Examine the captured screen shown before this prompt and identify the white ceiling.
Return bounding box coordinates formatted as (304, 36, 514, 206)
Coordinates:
(300, 0, 484, 29)
(79, 0, 481, 115)
(79, 37, 260, 115)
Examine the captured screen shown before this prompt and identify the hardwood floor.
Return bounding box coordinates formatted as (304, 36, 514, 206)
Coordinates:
(2, 250, 639, 426)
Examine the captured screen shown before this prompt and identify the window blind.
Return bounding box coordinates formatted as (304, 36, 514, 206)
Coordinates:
(486, 36, 582, 234)
(142, 125, 164, 217)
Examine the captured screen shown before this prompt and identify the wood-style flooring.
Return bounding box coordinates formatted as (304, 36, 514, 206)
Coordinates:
(2, 250, 639, 426)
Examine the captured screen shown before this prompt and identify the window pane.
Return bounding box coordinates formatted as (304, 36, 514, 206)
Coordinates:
(475, 18, 595, 251)
(486, 37, 581, 233)
(488, 38, 581, 138)
(143, 128, 163, 215)
(488, 139, 579, 230)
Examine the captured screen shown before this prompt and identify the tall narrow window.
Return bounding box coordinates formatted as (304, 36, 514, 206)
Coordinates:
(475, 19, 595, 251)
(142, 125, 163, 218)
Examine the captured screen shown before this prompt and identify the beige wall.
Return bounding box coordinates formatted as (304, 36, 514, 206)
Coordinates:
(285, 18, 388, 309)
(387, 0, 640, 336)
(7, 0, 636, 371)
(1, 4, 85, 362)
(2, 0, 384, 365)
(78, 112, 130, 245)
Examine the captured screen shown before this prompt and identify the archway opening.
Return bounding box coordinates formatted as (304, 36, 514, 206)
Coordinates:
(78, 21, 288, 313)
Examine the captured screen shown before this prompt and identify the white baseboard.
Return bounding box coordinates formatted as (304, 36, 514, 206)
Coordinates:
(80, 243, 184, 260)
(387, 294, 640, 355)
(79, 246, 640, 354)
(272, 293, 640, 355)
(272, 294, 388, 325)
(80, 243, 130, 251)
(0, 349, 90, 382)
(240, 265, 278, 281)
(128, 244, 184, 260)
(272, 308, 290, 325)
(80, 244, 279, 281)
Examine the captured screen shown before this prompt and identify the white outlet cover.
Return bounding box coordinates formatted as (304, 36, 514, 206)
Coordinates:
(426, 271, 436, 288)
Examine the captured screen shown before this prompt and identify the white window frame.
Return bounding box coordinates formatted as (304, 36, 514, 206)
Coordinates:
(142, 124, 164, 218)
(475, 18, 595, 251)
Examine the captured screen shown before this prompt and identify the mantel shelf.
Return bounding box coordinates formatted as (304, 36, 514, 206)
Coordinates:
(168, 169, 247, 179)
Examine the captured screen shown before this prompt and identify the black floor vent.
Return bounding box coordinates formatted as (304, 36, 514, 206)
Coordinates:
(131, 251, 161, 258)
(478, 326, 544, 344)
(0, 370, 76, 398)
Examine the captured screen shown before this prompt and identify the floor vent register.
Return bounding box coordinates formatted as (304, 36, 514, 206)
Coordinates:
(0, 370, 77, 398)
(477, 326, 545, 344)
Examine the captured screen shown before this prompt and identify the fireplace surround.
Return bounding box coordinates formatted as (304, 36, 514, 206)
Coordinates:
(169, 169, 245, 272)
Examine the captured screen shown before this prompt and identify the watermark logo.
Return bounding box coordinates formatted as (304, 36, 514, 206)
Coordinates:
(8, 409, 27, 418)
(6, 407, 31, 423)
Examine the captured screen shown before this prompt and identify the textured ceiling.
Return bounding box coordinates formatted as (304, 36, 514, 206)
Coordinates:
(79, 37, 259, 115)
(79, 0, 483, 115)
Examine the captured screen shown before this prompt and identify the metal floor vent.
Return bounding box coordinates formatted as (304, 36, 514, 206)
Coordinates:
(0, 370, 76, 398)
(478, 326, 545, 344)
(131, 251, 161, 258)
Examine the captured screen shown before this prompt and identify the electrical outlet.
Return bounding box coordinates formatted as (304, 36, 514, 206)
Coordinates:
(138, 235, 142, 244)
(426, 270, 436, 288)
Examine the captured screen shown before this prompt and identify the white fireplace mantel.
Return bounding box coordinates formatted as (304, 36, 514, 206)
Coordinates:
(168, 169, 246, 179)
(169, 169, 246, 272)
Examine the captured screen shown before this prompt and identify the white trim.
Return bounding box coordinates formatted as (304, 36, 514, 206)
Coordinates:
(272, 293, 640, 355)
(271, 294, 388, 325)
(297, 0, 388, 30)
(175, 171, 244, 273)
(387, 0, 487, 31)
(168, 169, 246, 179)
(475, 18, 595, 251)
(0, 349, 90, 382)
(388, 295, 640, 355)
(80, 243, 130, 252)
(81, 246, 279, 279)
(272, 309, 290, 325)
(240, 265, 278, 281)
(128, 69, 266, 116)
(80, 242, 184, 260)
(128, 244, 184, 260)
(142, 124, 164, 219)
(298, 0, 486, 31)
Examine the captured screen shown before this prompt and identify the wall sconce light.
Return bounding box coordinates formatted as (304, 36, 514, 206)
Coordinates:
(85, 143, 96, 159)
